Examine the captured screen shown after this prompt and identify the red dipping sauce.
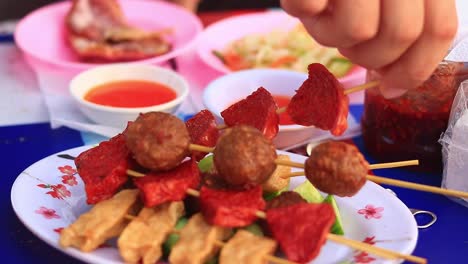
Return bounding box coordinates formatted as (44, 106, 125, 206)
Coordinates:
(84, 80, 176, 108)
(273, 95, 294, 125)
(362, 62, 468, 173)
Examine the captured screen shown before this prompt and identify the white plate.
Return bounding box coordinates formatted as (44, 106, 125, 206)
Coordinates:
(11, 146, 418, 264)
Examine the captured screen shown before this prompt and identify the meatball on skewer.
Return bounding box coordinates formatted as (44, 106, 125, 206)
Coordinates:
(305, 142, 369, 197)
(126, 113, 278, 189)
(280, 141, 468, 199)
(213, 126, 277, 189)
(125, 112, 215, 171)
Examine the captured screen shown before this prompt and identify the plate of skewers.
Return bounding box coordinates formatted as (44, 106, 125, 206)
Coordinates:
(11, 63, 468, 264)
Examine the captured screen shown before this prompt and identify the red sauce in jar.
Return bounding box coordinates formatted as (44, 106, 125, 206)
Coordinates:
(272, 95, 294, 125)
(84, 80, 176, 108)
(361, 62, 468, 173)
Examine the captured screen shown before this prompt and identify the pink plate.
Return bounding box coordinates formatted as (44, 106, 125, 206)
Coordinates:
(196, 10, 366, 87)
(15, 0, 202, 72)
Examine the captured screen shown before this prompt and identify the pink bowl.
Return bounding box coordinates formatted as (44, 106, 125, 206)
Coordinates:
(15, 0, 202, 72)
(197, 11, 366, 90)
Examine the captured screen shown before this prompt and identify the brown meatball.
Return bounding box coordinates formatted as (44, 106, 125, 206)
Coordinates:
(305, 141, 369, 197)
(266, 191, 307, 210)
(125, 112, 190, 171)
(214, 125, 277, 189)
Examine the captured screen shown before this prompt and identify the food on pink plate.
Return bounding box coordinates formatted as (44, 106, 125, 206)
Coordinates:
(66, 0, 171, 61)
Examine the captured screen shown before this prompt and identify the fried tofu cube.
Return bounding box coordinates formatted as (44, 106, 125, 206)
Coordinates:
(169, 213, 231, 264)
(59, 189, 140, 252)
(117, 201, 184, 264)
(219, 230, 277, 264)
(262, 154, 291, 193)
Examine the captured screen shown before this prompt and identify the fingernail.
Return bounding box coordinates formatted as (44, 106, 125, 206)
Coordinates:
(379, 81, 408, 99)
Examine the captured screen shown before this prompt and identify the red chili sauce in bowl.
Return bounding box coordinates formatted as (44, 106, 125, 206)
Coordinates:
(84, 80, 177, 108)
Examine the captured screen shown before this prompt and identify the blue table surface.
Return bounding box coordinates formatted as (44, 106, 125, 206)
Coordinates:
(1, 100, 467, 263)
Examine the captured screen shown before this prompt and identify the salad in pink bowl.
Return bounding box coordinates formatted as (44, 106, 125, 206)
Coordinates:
(197, 10, 366, 85)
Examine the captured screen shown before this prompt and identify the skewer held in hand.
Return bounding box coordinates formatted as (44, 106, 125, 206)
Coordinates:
(215, 80, 378, 130)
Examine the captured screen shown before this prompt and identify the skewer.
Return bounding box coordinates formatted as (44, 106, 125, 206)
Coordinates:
(189, 144, 419, 171)
(124, 212, 296, 264)
(326, 234, 426, 264)
(344, 80, 379, 95)
(134, 142, 468, 199)
(143, 142, 468, 198)
(279, 160, 420, 178)
(190, 140, 468, 199)
(367, 175, 468, 198)
(188, 144, 215, 153)
(123, 173, 426, 264)
(216, 81, 379, 129)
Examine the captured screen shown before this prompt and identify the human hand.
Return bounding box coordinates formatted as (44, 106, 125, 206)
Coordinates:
(280, 0, 458, 98)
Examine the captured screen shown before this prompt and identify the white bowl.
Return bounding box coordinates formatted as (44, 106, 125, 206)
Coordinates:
(203, 69, 327, 149)
(70, 64, 189, 129)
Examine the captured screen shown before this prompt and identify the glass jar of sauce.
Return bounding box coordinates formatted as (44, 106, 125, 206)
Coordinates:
(361, 61, 468, 173)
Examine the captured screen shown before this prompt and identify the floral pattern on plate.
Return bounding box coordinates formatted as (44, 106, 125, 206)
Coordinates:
(358, 205, 385, 220)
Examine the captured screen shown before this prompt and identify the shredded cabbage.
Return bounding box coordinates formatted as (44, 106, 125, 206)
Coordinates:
(217, 25, 352, 76)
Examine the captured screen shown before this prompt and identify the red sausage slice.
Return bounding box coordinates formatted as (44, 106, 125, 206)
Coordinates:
(133, 159, 200, 207)
(75, 133, 130, 204)
(287, 63, 349, 136)
(266, 203, 336, 263)
(199, 185, 266, 227)
(186, 110, 219, 161)
(221, 87, 279, 140)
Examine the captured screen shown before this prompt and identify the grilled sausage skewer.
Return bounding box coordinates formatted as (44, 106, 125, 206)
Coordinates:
(217, 81, 378, 130)
(125, 170, 425, 263)
(191, 137, 468, 199)
(279, 142, 468, 199)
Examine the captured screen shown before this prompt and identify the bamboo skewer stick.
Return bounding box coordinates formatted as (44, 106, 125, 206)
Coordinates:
(368, 160, 419, 170)
(280, 160, 420, 178)
(344, 80, 379, 95)
(367, 175, 468, 198)
(275, 159, 304, 169)
(130, 143, 468, 199)
(326, 234, 426, 264)
(123, 173, 426, 264)
(188, 144, 215, 153)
